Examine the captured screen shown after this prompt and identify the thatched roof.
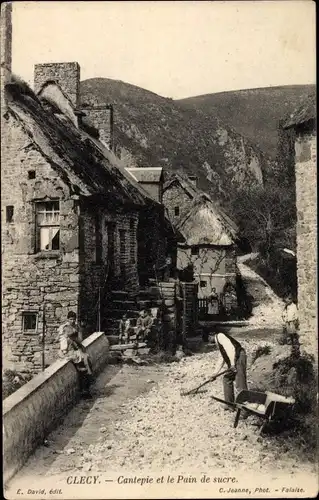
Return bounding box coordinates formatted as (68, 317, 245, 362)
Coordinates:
(126, 167, 163, 183)
(5, 78, 157, 208)
(176, 194, 238, 247)
(283, 93, 316, 129)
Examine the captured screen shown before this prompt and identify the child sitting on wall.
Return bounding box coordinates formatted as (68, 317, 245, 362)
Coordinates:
(119, 313, 131, 344)
(57, 311, 93, 397)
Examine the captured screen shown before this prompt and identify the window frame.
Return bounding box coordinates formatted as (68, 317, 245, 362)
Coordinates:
(22, 311, 39, 334)
(35, 200, 60, 253)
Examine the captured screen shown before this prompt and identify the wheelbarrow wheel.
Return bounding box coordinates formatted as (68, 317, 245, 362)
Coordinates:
(259, 419, 272, 435)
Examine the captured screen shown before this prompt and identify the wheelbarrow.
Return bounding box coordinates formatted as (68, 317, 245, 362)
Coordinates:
(211, 390, 295, 433)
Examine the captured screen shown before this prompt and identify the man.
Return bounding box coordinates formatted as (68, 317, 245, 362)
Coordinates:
(136, 309, 153, 343)
(282, 295, 300, 355)
(211, 331, 248, 411)
(58, 311, 92, 376)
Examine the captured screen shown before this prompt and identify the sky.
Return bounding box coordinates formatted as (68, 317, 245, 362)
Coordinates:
(12, 1, 316, 99)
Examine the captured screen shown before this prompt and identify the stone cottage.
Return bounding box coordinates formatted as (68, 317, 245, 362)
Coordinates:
(174, 194, 239, 298)
(162, 172, 200, 222)
(282, 94, 317, 358)
(1, 57, 174, 372)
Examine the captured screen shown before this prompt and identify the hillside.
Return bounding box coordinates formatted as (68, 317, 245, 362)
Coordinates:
(80, 78, 273, 206)
(177, 85, 315, 159)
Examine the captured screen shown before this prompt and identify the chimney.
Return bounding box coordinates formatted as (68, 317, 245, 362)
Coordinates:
(1, 2, 12, 115)
(81, 104, 114, 150)
(34, 62, 80, 108)
(188, 175, 198, 188)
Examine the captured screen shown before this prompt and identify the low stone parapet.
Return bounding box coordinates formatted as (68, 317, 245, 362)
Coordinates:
(3, 332, 109, 484)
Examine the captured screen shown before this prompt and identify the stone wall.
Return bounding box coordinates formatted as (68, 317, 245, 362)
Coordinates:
(3, 332, 110, 484)
(295, 129, 317, 358)
(1, 116, 81, 371)
(139, 182, 162, 203)
(162, 182, 193, 222)
(34, 62, 80, 107)
(82, 105, 113, 150)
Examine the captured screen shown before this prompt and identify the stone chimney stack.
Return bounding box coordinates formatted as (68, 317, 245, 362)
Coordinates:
(81, 104, 114, 150)
(1, 2, 12, 115)
(34, 62, 80, 108)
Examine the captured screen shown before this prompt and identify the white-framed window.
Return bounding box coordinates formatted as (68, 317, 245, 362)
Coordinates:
(36, 200, 60, 251)
(22, 311, 38, 333)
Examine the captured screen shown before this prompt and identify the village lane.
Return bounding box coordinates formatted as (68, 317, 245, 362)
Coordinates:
(9, 336, 316, 490)
(8, 260, 316, 491)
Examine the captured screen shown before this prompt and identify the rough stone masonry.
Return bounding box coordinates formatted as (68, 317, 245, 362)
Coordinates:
(295, 128, 317, 359)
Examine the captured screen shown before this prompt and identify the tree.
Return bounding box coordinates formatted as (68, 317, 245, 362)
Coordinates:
(234, 184, 296, 264)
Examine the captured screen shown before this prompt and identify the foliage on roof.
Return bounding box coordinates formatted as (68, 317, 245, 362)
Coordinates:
(5, 80, 156, 208)
(175, 194, 238, 246)
(283, 93, 316, 129)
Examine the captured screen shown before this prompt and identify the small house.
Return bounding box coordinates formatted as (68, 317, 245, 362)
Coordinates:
(175, 194, 239, 298)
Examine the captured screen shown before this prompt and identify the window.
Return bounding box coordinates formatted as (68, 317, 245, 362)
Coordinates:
(6, 205, 14, 223)
(174, 206, 180, 216)
(28, 170, 36, 179)
(22, 312, 38, 332)
(129, 219, 135, 262)
(200, 281, 207, 288)
(191, 246, 199, 256)
(36, 201, 60, 251)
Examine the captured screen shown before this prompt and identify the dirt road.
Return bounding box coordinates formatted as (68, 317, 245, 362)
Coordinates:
(9, 338, 316, 487)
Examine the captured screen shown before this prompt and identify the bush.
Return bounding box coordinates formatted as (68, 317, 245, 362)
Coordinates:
(2, 369, 33, 399)
(251, 344, 272, 364)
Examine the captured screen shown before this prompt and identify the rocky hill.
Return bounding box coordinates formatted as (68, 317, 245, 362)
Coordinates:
(80, 78, 273, 206)
(177, 85, 315, 159)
